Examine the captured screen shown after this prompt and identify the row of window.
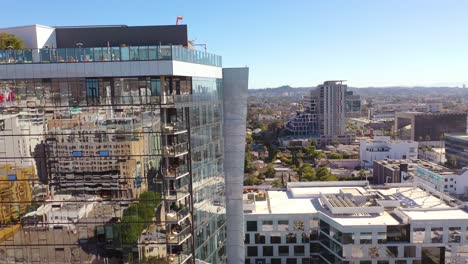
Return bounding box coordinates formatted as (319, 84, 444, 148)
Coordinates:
(247, 245, 305, 257)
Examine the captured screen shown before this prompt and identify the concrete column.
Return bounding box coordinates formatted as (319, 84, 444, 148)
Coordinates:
(222, 67, 249, 264)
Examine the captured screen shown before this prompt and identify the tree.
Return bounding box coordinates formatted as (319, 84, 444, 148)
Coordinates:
(300, 164, 316, 181)
(260, 124, 268, 132)
(425, 134, 431, 141)
(316, 167, 331, 181)
(0, 33, 24, 49)
(329, 153, 343, 159)
(447, 156, 457, 168)
(359, 169, 366, 178)
(308, 139, 317, 147)
(272, 179, 283, 188)
(244, 176, 261, 186)
(265, 164, 276, 178)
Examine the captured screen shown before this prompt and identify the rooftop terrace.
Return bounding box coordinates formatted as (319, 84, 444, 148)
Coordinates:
(0, 45, 221, 67)
(243, 181, 468, 225)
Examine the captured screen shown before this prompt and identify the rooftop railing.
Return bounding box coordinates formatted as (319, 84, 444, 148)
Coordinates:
(0, 45, 221, 67)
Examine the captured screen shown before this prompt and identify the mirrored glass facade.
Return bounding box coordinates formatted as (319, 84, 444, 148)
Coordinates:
(0, 73, 225, 263)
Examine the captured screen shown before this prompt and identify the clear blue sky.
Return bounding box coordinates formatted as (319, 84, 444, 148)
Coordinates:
(2, 0, 468, 88)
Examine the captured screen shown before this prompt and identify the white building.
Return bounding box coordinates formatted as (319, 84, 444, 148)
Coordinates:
(244, 181, 468, 264)
(22, 194, 98, 230)
(401, 163, 468, 197)
(360, 136, 418, 168)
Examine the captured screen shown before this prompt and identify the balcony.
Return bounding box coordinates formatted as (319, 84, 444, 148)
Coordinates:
(167, 224, 192, 245)
(165, 185, 190, 201)
(163, 143, 189, 157)
(161, 95, 192, 106)
(0, 45, 221, 67)
(162, 121, 188, 135)
(163, 164, 189, 179)
(168, 253, 192, 264)
(166, 206, 190, 223)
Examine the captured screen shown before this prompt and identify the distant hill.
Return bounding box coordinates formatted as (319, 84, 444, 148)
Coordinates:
(249, 85, 468, 98)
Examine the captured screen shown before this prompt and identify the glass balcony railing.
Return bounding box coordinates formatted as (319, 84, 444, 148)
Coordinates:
(163, 164, 190, 179)
(163, 142, 189, 157)
(162, 121, 188, 134)
(161, 94, 192, 105)
(0, 45, 221, 67)
(168, 251, 192, 264)
(165, 185, 190, 201)
(166, 206, 190, 223)
(167, 224, 192, 244)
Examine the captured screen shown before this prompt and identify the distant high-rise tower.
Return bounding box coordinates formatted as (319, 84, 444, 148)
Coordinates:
(286, 80, 357, 145)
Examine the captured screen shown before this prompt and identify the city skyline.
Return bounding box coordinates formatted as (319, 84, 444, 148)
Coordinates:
(1, 0, 467, 88)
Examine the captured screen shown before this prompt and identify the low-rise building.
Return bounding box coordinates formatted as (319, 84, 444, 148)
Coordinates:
(360, 136, 418, 168)
(244, 181, 468, 264)
(373, 159, 468, 196)
(22, 194, 98, 230)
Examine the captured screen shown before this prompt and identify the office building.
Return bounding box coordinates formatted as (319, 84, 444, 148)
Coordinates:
(445, 133, 468, 168)
(0, 24, 248, 264)
(360, 136, 418, 168)
(244, 181, 468, 264)
(395, 112, 467, 141)
(286, 81, 358, 145)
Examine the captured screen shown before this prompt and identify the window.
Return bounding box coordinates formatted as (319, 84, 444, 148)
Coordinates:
(360, 232, 372, 244)
(262, 220, 273, 231)
(294, 220, 304, 231)
(271, 259, 282, 264)
(286, 259, 297, 264)
(278, 220, 289, 231)
(255, 233, 265, 244)
(294, 246, 305, 256)
(271, 235, 281, 244)
(247, 246, 258, 257)
(404, 246, 416, 258)
(430, 227, 443, 243)
(247, 221, 257, 232)
(245, 233, 250, 244)
(263, 246, 273, 256)
(387, 246, 398, 258)
(279, 246, 289, 256)
(449, 227, 461, 243)
(286, 233, 297, 243)
(412, 227, 425, 243)
(245, 259, 250, 264)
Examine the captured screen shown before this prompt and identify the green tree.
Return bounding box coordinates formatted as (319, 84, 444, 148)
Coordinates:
(329, 153, 343, 159)
(316, 167, 331, 181)
(300, 164, 316, 181)
(425, 134, 431, 141)
(272, 179, 283, 188)
(447, 156, 457, 168)
(359, 169, 366, 178)
(244, 176, 261, 186)
(0, 33, 24, 49)
(308, 139, 317, 147)
(260, 124, 268, 132)
(265, 164, 276, 178)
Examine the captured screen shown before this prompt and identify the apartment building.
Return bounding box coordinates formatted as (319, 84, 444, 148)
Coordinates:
(286, 81, 358, 145)
(360, 136, 418, 168)
(244, 181, 468, 264)
(0, 24, 248, 264)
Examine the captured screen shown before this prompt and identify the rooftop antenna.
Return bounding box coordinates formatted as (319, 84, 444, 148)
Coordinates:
(176, 16, 183, 25)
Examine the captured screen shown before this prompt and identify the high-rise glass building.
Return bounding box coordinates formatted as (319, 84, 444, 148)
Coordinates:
(0, 24, 248, 264)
